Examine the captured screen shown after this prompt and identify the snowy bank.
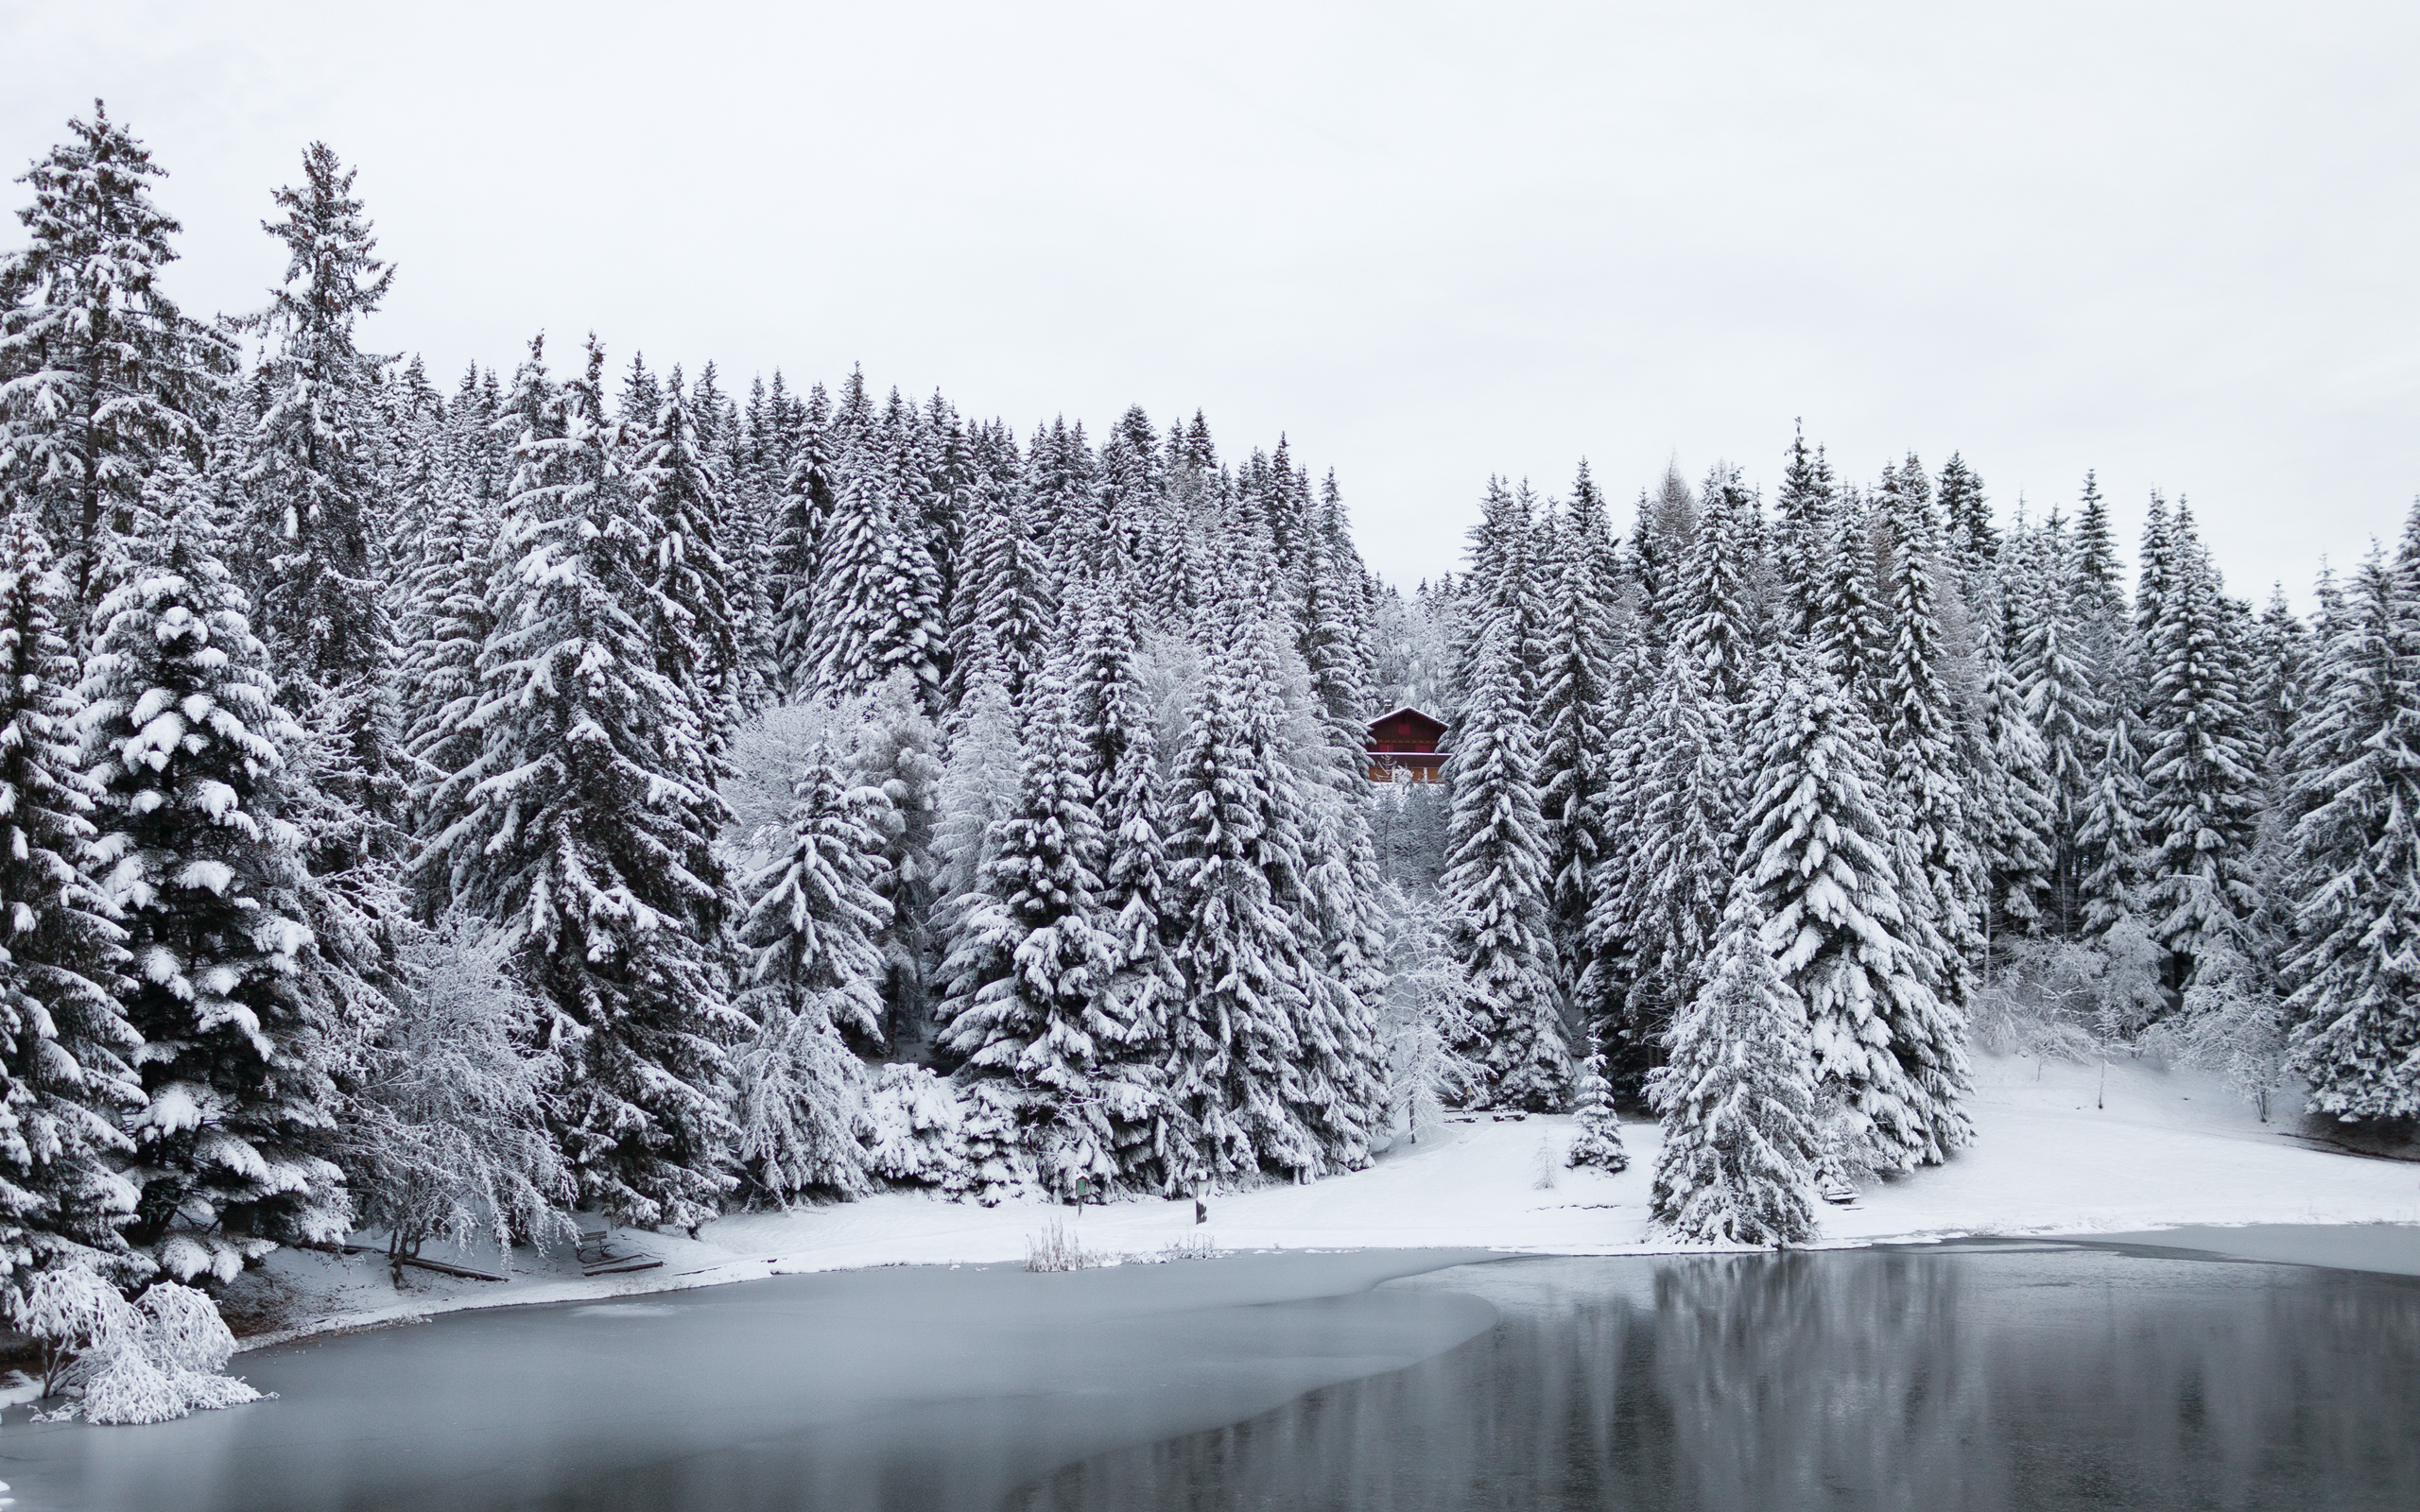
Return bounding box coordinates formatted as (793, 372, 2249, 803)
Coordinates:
(219, 1050, 2420, 1349)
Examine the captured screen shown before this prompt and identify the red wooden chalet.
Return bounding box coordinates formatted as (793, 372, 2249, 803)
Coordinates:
(1366, 705, 1448, 783)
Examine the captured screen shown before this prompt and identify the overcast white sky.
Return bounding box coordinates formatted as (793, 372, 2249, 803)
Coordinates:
(6, 1, 2414, 599)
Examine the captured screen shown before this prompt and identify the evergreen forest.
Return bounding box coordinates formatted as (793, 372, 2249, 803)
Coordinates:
(4, 104, 2414, 1329)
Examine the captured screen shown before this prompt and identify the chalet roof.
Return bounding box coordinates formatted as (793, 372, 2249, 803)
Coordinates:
(1368, 705, 1448, 735)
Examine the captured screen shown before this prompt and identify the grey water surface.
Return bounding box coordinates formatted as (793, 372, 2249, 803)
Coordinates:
(5, 1235, 2416, 1511)
(1019, 1242, 2420, 1511)
(0, 1249, 1496, 1512)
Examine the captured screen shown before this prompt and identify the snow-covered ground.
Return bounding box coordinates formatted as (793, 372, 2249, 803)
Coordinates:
(221, 1050, 2420, 1351)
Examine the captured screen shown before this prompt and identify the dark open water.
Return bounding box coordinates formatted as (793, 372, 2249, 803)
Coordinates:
(4, 1237, 2414, 1511)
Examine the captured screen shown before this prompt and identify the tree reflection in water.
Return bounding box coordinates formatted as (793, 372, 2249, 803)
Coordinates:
(1015, 1247, 2420, 1512)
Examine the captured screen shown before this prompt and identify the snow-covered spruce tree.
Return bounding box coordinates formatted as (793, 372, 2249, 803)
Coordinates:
(850, 671, 942, 1052)
(1811, 488, 1887, 706)
(1450, 478, 1547, 719)
(1648, 886, 1820, 1246)
(1158, 595, 1333, 1187)
(1675, 464, 1759, 711)
(2278, 545, 2420, 1120)
(1576, 624, 1654, 1087)
(1738, 650, 1968, 1175)
(423, 338, 742, 1230)
(1072, 568, 1179, 1167)
(814, 410, 947, 705)
(1630, 463, 1698, 653)
(1772, 426, 1836, 644)
(0, 515, 144, 1305)
(1973, 610, 2060, 938)
(2249, 585, 2315, 786)
(1937, 452, 1997, 587)
(1290, 499, 1390, 1174)
(1536, 462, 1623, 1010)
(1439, 615, 1570, 1111)
(76, 467, 349, 1280)
(2076, 709, 2152, 936)
(1875, 468, 1980, 1005)
(1564, 1053, 1628, 1172)
(337, 915, 573, 1269)
(938, 659, 1132, 1201)
(1608, 652, 1737, 1091)
(692, 365, 776, 720)
(731, 747, 890, 1200)
(237, 142, 404, 840)
(0, 102, 222, 613)
(631, 366, 743, 754)
(397, 398, 500, 873)
(2014, 541, 2105, 934)
(942, 423, 1055, 711)
(2139, 512, 2262, 985)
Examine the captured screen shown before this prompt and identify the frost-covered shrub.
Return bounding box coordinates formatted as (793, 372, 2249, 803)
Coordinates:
(2143, 944, 2290, 1119)
(1374, 886, 1481, 1143)
(21, 1274, 265, 1425)
(16, 1266, 128, 1398)
(1970, 919, 2167, 1059)
(859, 1063, 969, 1190)
(337, 916, 574, 1272)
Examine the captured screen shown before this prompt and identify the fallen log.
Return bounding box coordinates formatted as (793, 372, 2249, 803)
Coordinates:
(339, 1244, 509, 1282)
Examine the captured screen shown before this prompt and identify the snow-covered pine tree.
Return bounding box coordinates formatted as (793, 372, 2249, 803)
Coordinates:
(731, 745, 890, 1200)
(397, 382, 504, 912)
(1068, 564, 1177, 1183)
(938, 651, 1130, 1200)
(2076, 708, 2152, 936)
(766, 380, 838, 698)
(2139, 509, 2262, 985)
(1576, 618, 1654, 1087)
(1439, 615, 1570, 1112)
(1609, 651, 1737, 1091)
(1772, 426, 1835, 644)
(1875, 466, 1981, 1005)
(1564, 1053, 1628, 1171)
(850, 672, 942, 1053)
(2277, 541, 2420, 1120)
(76, 462, 349, 1280)
(0, 514, 144, 1305)
(942, 421, 1055, 710)
(2248, 585, 2314, 784)
(1811, 487, 1887, 706)
(1158, 587, 1333, 1186)
(2013, 535, 2105, 935)
(1536, 463, 1623, 1011)
(424, 338, 742, 1230)
(1737, 649, 1969, 1175)
(692, 364, 776, 719)
(1675, 464, 1759, 710)
(1973, 608, 2060, 938)
(1450, 478, 1547, 719)
(0, 102, 223, 613)
(1936, 453, 1996, 587)
(1290, 491, 1389, 1175)
(1629, 465, 1697, 653)
(1647, 885, 1821, 1246)
(631, 367, 743, 754)
(238, 143, 404, 844)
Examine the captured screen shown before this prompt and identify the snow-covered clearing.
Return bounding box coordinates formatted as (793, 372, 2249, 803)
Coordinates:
(222, 1051, 2420, 1350)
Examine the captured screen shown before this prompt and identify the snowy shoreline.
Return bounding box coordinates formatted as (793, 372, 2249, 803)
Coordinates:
(206, 1050, 2420, 1357)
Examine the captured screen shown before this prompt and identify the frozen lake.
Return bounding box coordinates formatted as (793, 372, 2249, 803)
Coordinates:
(5, 1233, 2416, 1510)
